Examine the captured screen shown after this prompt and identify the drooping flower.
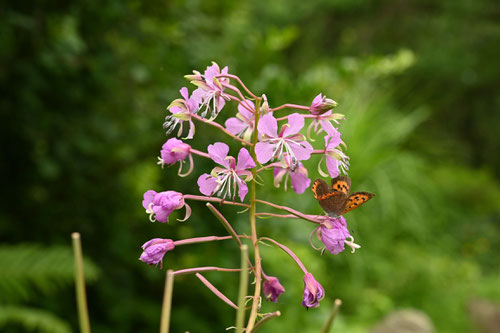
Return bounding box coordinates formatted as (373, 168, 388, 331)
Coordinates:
(263, 276, 285, 303)
(225, 99, 255, 142)
(187, 62, 230, 119)
(157, 138, 194, 176)
(142, 190, 191, 223)
(310, 216, 360, 254)
(273, 153, 311, 194)
(164, 87, 199, 139)
(309, 93, 338, 115)
(255, 113, 313, 170)
(318, 131, 350, 178)
(302, 273, 325, 309)
(139, 238, 175, 267)
(197, 142, 255, 202)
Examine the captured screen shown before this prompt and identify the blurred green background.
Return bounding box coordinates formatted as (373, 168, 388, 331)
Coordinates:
(1, 0, 500, 332)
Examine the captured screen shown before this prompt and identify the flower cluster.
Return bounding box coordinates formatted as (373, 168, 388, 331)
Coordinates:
(137, 62, 372, 329)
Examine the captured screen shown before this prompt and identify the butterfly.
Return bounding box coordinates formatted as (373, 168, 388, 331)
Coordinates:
(312, 176, 375, 218)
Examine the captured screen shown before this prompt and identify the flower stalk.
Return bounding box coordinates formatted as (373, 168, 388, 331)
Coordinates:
(160, 270, 175, 333)
(321, 299, 342, 333)
(71, 232, 91, 333)
(236, 245, 249, 332)
(246, 97, 262, 331)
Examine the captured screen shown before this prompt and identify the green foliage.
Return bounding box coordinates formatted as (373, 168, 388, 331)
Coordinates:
(0, 306, 71, 333)
(1, 0, 499, 332)
(0, 245, 99, 303)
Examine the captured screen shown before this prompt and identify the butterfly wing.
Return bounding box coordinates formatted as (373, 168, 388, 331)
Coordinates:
(341, 191, 375, 215)
(330, 176, 351, 196)
(312, 179, 347, 217)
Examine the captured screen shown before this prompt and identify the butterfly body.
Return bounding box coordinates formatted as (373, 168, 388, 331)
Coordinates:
(312, 176, 375, 217)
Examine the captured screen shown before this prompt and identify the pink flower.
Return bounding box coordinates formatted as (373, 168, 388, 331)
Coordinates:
(302, 273, 325, 309)
(273, 154, 311, 194)
(318, 131, 350, 178)
(225, 99, 255, 142)
(263, 276, 285, 303)
(310, 217, 360, 254)
(164, 87, 199, 139)
(139, 238, 175, 267)
(187, 62, 230, 119)
(158, 138, 194, 176)
(197, 142, 256, 202)
(255, 113, 313, 170)
(142, 190, 191, 223)
(309, 93, 337, 115)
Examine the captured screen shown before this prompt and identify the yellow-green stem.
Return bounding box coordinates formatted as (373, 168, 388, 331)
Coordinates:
(246, 97, 262, 331)
(320, 299, 342, 333)
(236, 245, 249, 331)
(71, 232, 91, 333)
(160, 270, 175, 333)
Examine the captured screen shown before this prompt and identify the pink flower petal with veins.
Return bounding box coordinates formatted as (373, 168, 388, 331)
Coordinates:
(255, 142, 276, 164)
(197, 173, 219, 196)
(236, 148, 256, 170)
(208, 142, 230, 167)
(258, 114, 278, 137)
(282, 113, 304, 137)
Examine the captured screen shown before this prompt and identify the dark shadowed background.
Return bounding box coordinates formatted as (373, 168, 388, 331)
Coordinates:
(1, 0, 500, 332)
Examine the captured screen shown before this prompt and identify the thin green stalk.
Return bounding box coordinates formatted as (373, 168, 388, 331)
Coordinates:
(236, 245, 249, 332)
(160, 270, 175, 333)
(252, 311, 281, 332)
(71, 232, 91, 333)
(246, 97, 262, 331)
(321, 299, 342, 333)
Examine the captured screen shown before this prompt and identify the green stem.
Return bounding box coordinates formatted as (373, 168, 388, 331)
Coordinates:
(236, 245, 249, 332)
(252, 311, 281, 332)
(246, 97, 262, 331)
(71, 232, 91, 333)
(160, 270, 175, 333)
(320, 299, 342, 333)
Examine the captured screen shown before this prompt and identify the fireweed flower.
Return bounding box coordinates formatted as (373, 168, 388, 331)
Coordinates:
(262, 276, 285, 303)
(157, 138, 194, 176)
(318, 131, 350, 178)
(255, 113, 313, 171)
(164, 87, 199, 139)
(139, 238, 175, 267)
(273, 153, 311, 194)
(142, 190, 191, 223)
(309, 93, 338, 115)
(310, 217, 360, 255)
(302, 272, 325, 309)
(197, 142, 255, 202)
(187, 62, 230, 119)
(225, 99, 255, 142)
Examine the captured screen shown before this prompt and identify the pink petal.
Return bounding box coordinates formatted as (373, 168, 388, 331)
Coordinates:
(236, 177, 248, 202)
(288, 140, 313, 161)
(238, 99, 255, 120)
(208, 142, 230, 167)
(179, 87, 189, 101)
(290, 170, 311, 194)
(325, 156, 340, 178)
(197, 173, 219, 196)
(325, 131, 341, 149)
(216, 96, 226, 112)
(258, 114, 278, 138)
(236, 148, 256, 170)
(283, 113, 305, 137)
(225, 117, 247, 135)
(153, 206, 173, 223)
(319, 119, 335, 135)
(255, 142, 276, 164)
(273, 167, 287, 187)
(142, 190, 157, 210)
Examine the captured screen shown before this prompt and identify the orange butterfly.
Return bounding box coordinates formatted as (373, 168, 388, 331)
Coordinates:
(312, 176, 375, 218)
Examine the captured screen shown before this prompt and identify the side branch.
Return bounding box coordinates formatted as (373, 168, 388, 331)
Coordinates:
(183, 194, 250, 208)
(255, 199, 321, 224)
(191, 114, 252, 145)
